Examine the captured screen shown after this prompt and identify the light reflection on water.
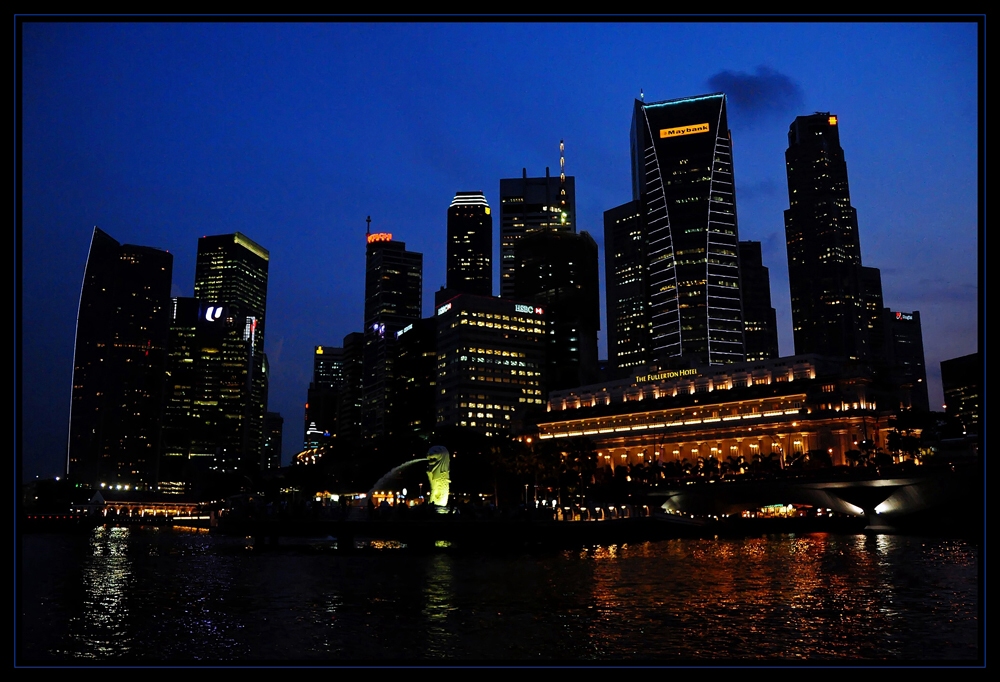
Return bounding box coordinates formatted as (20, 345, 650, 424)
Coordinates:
(19, 529, 979, 663)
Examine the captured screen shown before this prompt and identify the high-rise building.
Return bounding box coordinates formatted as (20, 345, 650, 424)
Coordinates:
(263, 411, 283, 470)
(604, 197, 650, 377)
(783, 112, 882, 361)
(434, 293, 546, 435)
(447, 191, 492, 296)
(941, 353, 980, 435)
(630, 93, 745, 366)
(362, 226, 423, 439)
(161, 297, 260, 481)
(67, 227, 172, 489)
(514, 229, 600, 393)
(881, 310, 929, 412)
(304, 345, 344, 450)
(193, 233, 269, 472)
(738, 241, 780, 362)
(336, 331, 365, 451)
(499, 166, 575, 298)
(389, 317, 438, 440)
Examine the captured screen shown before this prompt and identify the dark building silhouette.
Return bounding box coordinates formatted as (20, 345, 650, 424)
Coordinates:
(631, 93, 745, 366)
(514, 230, 600, 393)
(304, 345, 344, 450)
(499, 166, 575, 298)
(604, 198, 651, 377)
(447, 191, 492, 296)
(738, 241, 780, 362)
(67, 227, 172, 490)
(263, 411, 283, 470)
(193, 233, 270, 473)
(389, 317, 438, 440)
(434, 292, 546, 435)
(880, 309, 929, 412)
(336, 331, 365, 451)
(783, 112, 883, 361)
(941, 352, 980, 435)
(362, 226, 422, 439)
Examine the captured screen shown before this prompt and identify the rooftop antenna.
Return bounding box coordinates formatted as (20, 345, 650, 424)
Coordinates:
(366, 215, 371, 236)
(559, 140, 567, 211)
(640, 88, 644, 101)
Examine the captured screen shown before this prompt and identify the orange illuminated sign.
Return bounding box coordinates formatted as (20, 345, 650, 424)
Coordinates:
(367, 232, 392, 244)
(660, 123, 709, 139)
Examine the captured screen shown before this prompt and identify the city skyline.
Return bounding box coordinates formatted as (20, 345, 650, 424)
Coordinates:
(18, 20, 981, 477)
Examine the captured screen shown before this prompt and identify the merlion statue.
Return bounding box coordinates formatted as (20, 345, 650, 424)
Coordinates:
(425, 445, 451, 512)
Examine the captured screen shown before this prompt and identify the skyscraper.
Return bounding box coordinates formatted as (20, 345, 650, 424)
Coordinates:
(67, 227, 172, 489)
(304, 345, 344, 450)
(783, 112, 882, 361)
(434, 293, 546, 435)
(362, 225, 423, 439)
(604, 197, 650, 377)
(738, 241, 780, 362)
(514, 229, 600, 393)
(499, 165, 575, 299)
(630, 93, 745, 366)
(447, 191, 492, 296)
(881, 309, 929, 412)
(193, 232, 269, 472)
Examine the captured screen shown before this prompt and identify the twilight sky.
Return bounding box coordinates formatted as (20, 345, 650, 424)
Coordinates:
(18, 19, 981, 478)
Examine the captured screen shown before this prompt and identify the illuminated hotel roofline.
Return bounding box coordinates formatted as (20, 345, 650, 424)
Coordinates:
(548, 354, 833, 408)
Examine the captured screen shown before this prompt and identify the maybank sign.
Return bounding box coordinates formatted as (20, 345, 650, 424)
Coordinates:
(636, 368, 699, 383)
(660, 123, 710, 139)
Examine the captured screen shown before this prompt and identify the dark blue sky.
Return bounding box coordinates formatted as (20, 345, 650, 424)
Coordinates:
(19, 20, 981, 478)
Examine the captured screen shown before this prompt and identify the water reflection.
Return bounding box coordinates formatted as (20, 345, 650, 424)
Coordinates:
(65, 526, 133, 658)
(22, 531, 979, 663)
(421, 554, 456, 657)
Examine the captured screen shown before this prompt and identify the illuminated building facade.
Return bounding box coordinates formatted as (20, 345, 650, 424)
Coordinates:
(447, 191, 493, 296)
(435, 293, 546, 436)
(514, 229, 600, 393)
(537, 355, 885, 468)
(784, 112, 884, 361)
(160, 297, 259, 481)
(67, 227, 173, 490)
(499, 167, 575, 299)
(362, 229, 423, 439)
(738, 241, 779, 362)
(630, 93, 746, 366)
(193, 233, 269, 472)
(604, 198, 651, 377)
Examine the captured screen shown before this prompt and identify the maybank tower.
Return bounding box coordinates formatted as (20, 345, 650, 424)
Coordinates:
(630, 93, 745, 367)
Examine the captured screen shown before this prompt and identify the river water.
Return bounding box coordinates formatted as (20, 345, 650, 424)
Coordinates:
(17, 527, 980, 664)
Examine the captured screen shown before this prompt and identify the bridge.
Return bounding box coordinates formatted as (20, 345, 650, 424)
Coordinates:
(648, 462, 980, 531)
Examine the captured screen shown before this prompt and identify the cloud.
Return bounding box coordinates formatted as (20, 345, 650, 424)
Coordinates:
(707, 66, 804, 126)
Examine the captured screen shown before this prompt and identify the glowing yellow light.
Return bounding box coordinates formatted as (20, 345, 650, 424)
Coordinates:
(367, 232, 392, 244)
(828, 115, 838, 126)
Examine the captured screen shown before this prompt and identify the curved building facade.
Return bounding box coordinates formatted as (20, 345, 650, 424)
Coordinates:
(631, 93, 745, 366)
